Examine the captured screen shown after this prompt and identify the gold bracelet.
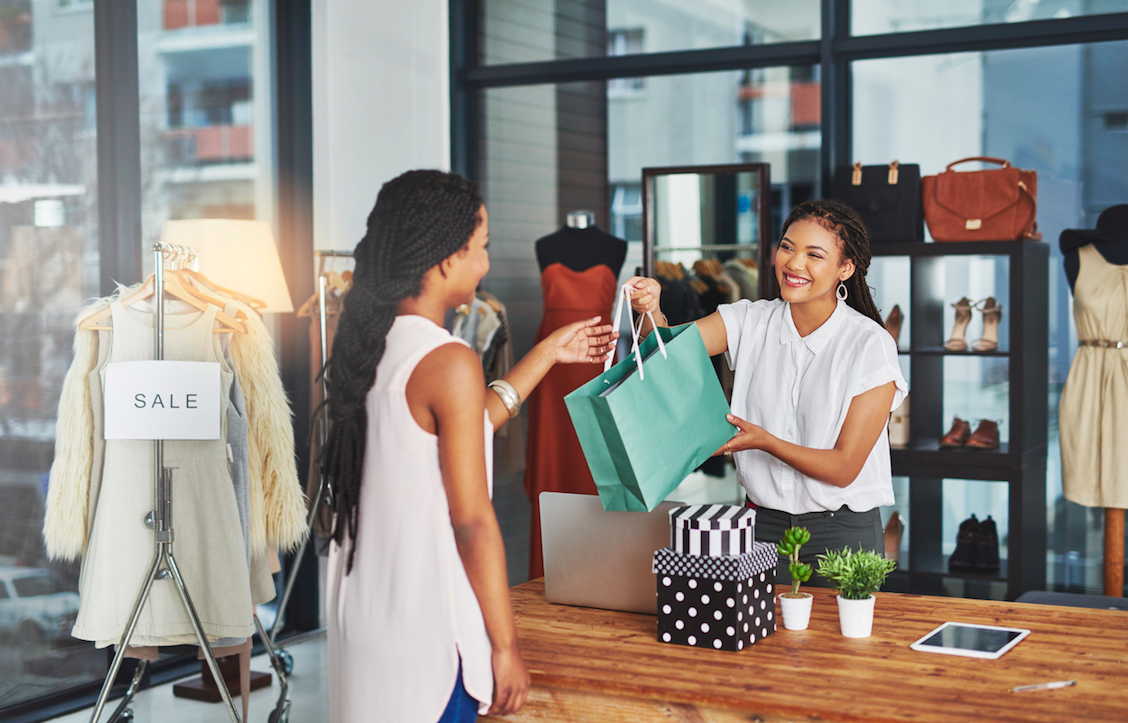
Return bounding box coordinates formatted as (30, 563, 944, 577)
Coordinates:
(488, 380, 521, 419)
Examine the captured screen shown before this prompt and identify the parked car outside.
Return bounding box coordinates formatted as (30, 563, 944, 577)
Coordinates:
(0, 565, 79, 644)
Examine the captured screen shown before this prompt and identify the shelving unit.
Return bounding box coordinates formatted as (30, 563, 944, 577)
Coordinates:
(874, 240, 1049, 601)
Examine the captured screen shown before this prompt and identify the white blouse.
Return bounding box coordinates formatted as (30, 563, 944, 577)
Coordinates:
(717, 298, 908, 514)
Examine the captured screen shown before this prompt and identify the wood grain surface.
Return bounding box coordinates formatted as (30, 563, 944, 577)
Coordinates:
(484, 580, 1128, 722)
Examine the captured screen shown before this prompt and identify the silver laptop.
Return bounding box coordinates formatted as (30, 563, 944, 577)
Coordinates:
(540, 491, 681, 615)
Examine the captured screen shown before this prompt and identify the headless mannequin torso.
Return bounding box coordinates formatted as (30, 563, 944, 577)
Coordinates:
(1060, 235, 1128, 291)
(534, 211, 628, 276)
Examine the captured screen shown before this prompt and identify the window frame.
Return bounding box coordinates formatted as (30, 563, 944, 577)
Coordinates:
(450, 0, 1128, 194)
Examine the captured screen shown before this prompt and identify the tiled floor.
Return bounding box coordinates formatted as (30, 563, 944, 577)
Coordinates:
(48, 634, 330, 723)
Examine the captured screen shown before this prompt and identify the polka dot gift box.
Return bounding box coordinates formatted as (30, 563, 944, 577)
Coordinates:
(652, 541, 777, 651)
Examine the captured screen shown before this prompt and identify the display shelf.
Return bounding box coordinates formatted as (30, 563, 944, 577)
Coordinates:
(872, 240, 1030, 257)
(899, 346, 1010, 357)
(912, 554, 1009, 582)
(877, 240, 1048, 601)
(890, 443, 1019, 480)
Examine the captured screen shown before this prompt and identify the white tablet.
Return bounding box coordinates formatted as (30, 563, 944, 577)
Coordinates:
(909, 622, 1031, 660)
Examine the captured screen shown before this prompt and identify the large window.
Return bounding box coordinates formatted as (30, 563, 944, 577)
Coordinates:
(140, 0, 272, 261)
(0, 0, 101, 711)
(480, 0, 820, 65)
(852, 0, 1128, 35)
(0, 1, 281, 716)
(460, 2, 1128, 597)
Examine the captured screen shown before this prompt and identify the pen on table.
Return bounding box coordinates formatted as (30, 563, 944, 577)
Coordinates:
(1011, 680, 1076, 693)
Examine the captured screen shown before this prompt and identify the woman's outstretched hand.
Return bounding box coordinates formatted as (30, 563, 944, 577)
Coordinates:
(715, 413, 773, 456)
(623, 276, 662, 315)
(546, 316, 618, 364)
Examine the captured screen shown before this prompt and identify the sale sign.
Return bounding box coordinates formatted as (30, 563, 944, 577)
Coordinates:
(104, 361, 221, 440)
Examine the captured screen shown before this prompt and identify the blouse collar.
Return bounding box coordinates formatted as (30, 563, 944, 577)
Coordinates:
(780, 298, 847, 354)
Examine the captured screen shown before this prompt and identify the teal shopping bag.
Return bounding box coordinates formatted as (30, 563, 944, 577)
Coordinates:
(565, 320, 733, 512)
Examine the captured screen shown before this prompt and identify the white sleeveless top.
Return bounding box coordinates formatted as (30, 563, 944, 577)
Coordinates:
(327, 315, 493, 723)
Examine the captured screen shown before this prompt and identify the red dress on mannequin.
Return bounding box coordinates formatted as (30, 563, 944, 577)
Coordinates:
(524, 222, 625, 580)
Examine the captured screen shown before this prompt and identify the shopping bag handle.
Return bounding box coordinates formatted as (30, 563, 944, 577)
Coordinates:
(606, 283, 667, 380)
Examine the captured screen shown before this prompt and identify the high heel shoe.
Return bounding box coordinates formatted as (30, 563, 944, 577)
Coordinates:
(884, 304, 903, 345)
(972, 297, 1002, 352)
(944, 297, 973, 351)
(883, 511, 904, 563)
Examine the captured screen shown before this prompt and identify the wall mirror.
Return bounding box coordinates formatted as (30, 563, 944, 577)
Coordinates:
(642, 163, 773, 305)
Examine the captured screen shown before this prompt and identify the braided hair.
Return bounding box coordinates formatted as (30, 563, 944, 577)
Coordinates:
(780, 199, 884, 328)
(323, 170, 484, 572)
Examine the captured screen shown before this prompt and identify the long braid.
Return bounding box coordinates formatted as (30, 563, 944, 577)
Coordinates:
(323, 170, 483, 573)
(780, 199, 884, 328)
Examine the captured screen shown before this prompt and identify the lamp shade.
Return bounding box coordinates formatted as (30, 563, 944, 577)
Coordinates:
(160, 219, 294, 313)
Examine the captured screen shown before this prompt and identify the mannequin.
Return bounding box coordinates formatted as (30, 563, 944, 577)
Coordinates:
(524, 213, 626, 579)
(1059, 203, 1128, 598)
(534, 210, 628, 274)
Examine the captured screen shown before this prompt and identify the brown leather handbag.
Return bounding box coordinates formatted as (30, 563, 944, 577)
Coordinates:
(921, 157, 1040, 241)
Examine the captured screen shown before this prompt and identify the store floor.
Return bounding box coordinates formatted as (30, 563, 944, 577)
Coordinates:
(47, 633, 330, 723)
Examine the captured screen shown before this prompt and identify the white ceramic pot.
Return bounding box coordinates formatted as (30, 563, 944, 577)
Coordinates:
(778, 592, 813, 631)
(836, 594, 876, 638)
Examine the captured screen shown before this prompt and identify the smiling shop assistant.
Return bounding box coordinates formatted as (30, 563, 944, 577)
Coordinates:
(628, 199, 907, 583)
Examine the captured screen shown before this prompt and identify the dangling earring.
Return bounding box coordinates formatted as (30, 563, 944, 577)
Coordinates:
(836, 281, 848, 301)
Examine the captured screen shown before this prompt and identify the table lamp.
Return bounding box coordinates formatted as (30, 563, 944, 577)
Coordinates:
(159, 219, 294, 313)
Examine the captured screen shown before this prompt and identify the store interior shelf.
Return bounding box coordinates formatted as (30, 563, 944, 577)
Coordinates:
(897, 346, 1010, 357)
(882, 240, 1047, 601)
(891, 442, 1020, 478)
(907, 554, 1009, 582)
(872, 240, 1034, 257)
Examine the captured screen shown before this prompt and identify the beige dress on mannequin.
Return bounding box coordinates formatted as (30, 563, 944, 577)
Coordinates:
(1060, 243, 1128, 508)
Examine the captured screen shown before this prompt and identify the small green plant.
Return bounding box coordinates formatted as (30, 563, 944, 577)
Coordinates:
(777, 526, 812, 596)
(816, 546, 897, 600)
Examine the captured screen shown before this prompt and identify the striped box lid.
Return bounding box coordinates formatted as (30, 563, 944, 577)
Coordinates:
(669, 504, 756, 531)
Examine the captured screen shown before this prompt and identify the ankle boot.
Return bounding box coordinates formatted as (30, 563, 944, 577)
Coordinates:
(975, 515, 1001, 570)
(949, 514, 979, 570)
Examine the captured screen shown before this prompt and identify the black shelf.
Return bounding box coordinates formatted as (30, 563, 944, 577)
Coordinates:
(891, 442, 1020, 480)
(872, 240, 1040, 257)
(879, 240, 1048, 601)
(911, 554, 1009, 582)
(898, 346, 1010, 357)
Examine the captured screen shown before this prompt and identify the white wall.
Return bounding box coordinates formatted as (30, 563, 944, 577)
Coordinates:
(311, 0, 450, 252)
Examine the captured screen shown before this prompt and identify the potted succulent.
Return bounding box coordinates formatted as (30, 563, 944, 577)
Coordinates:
(776, 526, 813, 631)
(816, 546, 897, 638)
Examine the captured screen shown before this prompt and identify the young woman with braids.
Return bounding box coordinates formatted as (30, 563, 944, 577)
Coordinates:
(627, 199, 907, 583)
(323, 170, 616, 723)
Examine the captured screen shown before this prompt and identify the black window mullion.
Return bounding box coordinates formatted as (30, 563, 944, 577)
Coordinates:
(463, 41, 822, 88)
(450, 0, 478, 179)
(821, 0, 850, 196)
(94, 0, 142, 295)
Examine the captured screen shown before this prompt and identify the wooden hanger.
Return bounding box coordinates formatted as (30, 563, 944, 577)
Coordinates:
(77, 272, 245, 333)
(179, 268, 267, 311)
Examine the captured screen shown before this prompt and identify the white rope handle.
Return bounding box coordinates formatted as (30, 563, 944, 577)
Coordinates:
(605, 283, 667, 380)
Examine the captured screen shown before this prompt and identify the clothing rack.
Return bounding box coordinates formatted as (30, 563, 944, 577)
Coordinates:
(266, 249, 352, 650)
(89, 243, 242, 723)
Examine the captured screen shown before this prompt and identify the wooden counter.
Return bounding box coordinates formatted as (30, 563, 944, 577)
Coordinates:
(485, 580, 1128, 722)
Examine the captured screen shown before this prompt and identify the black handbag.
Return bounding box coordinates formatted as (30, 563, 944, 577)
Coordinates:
(831, 161, 924, 242)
